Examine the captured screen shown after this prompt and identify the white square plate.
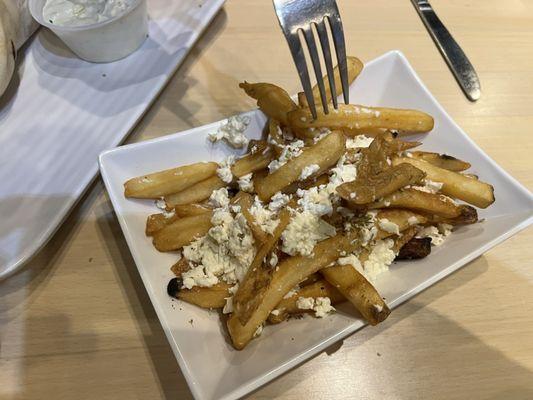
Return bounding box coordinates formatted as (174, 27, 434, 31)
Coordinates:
(99, 51, 533, 400)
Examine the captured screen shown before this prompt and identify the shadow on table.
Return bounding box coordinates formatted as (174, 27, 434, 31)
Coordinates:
(95, 198, 193, 400)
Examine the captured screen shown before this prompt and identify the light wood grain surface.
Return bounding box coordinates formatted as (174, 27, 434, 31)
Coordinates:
(2, 1, 533, 399)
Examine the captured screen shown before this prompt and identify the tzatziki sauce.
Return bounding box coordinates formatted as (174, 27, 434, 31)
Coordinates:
(43, 0, 135, 27)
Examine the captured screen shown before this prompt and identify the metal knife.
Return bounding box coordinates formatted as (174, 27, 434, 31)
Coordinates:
(411, 0, 481, 101)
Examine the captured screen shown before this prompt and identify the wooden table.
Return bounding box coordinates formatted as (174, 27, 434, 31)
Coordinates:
(2, 1, 533, 399)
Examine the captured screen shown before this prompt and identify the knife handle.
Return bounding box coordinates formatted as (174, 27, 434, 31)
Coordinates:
(415, 1, 481, 101)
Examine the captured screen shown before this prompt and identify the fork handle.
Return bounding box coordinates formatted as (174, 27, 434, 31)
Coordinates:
(411, 0, 481, 101)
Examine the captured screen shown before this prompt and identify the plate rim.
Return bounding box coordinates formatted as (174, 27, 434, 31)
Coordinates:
(99, 50, 533, 400)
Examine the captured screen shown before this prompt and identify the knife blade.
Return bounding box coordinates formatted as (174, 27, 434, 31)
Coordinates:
(411, 0, 481, 101)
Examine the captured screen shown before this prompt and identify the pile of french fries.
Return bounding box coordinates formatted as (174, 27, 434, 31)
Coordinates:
(124, 56, 495, 350)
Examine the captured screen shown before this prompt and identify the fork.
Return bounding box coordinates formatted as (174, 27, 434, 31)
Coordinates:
(273, 0, 349, 119)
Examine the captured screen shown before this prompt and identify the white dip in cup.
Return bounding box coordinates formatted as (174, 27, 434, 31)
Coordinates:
(29, 0, 148, 62)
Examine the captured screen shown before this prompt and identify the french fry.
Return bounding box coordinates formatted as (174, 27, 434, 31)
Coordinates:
(393, 157, 495, 208)
(374, 210, 427, 240)
(233, 209, 291, 325)
(299, 56, 364, 108)
(366, 189, 463, 219)
(145, 212, 179, 236)
(268, 280, 345, 324)
(320, 263, 390, 325)
(408, 151, 471, 172)
(170, 257, 191, 277)
(282, 173, 330, 195)
(396, 237, 432, 260)
(287, 104, 434, 139)
(337, 163, 426, 204)
(297, 92, 307, 108)
(237, 192, 269, 243)
(268, 119, 285, 157)
(165, 149, 274, 207)
(255, 131, 345, 201)
(418, 204, 478, 226)
(391, 226, 418, 253)
(153, 212, 213, 251)
(124, 162, 218, 199)
(174, 203, 212, 217)
(239, 82, 298, 125)
(228, 233, 358, 349)
(167, 278, 231, 309)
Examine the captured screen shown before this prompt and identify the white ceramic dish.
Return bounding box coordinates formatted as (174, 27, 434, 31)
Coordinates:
(99, 51, 533, 400)
(0, 0, 225, 280)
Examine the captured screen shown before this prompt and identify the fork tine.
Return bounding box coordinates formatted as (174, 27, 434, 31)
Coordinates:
(285, 33, 318, 119)
(327, 10, 349, 104)
(315, 19, 338, 109)
(302, 27, 328, 114)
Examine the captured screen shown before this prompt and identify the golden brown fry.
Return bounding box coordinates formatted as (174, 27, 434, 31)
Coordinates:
(337, 163, 426, 204)
(124, 162, 218, 199)
(237, 192, 269, 243)
(408, 151, 471, 172)
(287, 104, 434, 139)
(165, 176, 226, 208)
(297, 92, 308, 108)
(170, 257, 191, 277)
(145, 212, 179, 236)
(233, 209, 291, 326)
(174, 203, 212, 217)
(165, 149, 274, 207)
(391, 226, 417, 253)
(239, 82, 298, 125)
(418, 204, 478, 226)
(228, 234, 358, 349)
(268, 280, 345, 324)
(153, 212, 213, 251)
(299, 56, 364, 108)
(255, 131, 345, 201)
(282, 173, 330, 195)
(393, 157, 495, 208)
(268, 119, 285, 157)
(320, 263, 390, 325)
(367, 188, 462, 219)
(374, 209, 428, 239)
(167, 278, 231, 309)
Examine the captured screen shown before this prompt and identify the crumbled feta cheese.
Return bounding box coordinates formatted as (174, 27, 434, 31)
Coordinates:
(411, 179, 444, 194)
(407, 216, 419, 226)
(296, 186, 333, 216)
(208, 187, 230, 208)
(249, 196, 280, 234)
(270, 309, 280, 316)
(267, 140, 305, 173)
(237, 173, 254, 192)
(378, 218, 400, 235)
(162, 209, 175, 219)
(337, 254, 364, 274)
(253, 324, 264, 338)
(296, 296, 315, 310)
(155, 198, 167, 210)
(181, 210, 255, 289)
(296, 296, 335, 318)
(223, 296, 233, 314)
(328, 155, 358, 191)
(346, 135, 374, 149)
(268, 192, 290, 212)
(417, 223, 453, 246)
(269, 252, 278, 268)
(281, 211, 336, 256)
(216, 155, 235, 183)
(362, 239, 396, 281)
(299, 164, 320, 181)
(208, 115, 251, 148)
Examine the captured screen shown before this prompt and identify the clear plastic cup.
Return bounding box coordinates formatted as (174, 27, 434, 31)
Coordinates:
(29, 0, 148, 63)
